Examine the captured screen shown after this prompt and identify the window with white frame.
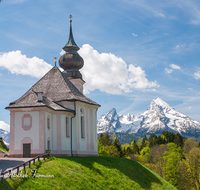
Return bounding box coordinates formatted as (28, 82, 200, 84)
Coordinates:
(66, 117, 70, 137)
(81, 116, 85, 138)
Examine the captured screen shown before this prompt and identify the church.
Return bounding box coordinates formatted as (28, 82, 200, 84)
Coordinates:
(6, 16, 101, 157)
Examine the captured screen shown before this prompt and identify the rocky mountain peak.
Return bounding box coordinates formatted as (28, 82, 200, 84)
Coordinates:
(97, 98, 200, 136)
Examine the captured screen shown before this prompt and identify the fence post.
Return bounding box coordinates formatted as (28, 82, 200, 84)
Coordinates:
(9, 170, 12, 178)
(29, 161, 31, 168)
(23, 163, 26, 172)
(1, 174, 4, 182)
(17, 167, 19, 175)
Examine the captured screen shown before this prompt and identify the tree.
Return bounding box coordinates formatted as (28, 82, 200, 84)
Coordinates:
(163, 143, 182, 188)
(149, 133, 157, 148)
(131, 140, 139, 154)
(106, 145, 120, 157)
(98, 133, 112, 146)
(98, 140, 109, 156)
(150, 144, 168, 177)
(186, 147, 200, 190)
(184, 137, 197, 154)
(139, 147, 151, 163)
(113, 138, 123, 157)
(174, 133, 184, 148)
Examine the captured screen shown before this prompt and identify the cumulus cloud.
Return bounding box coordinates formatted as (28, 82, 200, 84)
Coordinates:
(175, 44, 186, 49)
(170, 64, 180, 70)
(165, 68, 173, 74)
(194, 69, 200, 79)
(165, 64, 180, 74)
(78, 44, 159, 94)
(0, 51, 52, 78)
(132, 33, 138, 37)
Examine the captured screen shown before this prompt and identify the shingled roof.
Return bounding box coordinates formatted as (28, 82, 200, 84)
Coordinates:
(6, 66, 100, 111)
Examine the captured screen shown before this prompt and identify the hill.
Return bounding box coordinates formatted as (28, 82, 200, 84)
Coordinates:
(97, 98, 200, 137)
(0, 137, 9, 152)
(0, 157, 176, 190)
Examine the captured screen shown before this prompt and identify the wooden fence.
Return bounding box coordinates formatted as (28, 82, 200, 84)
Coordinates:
(1, 153, 50, 182)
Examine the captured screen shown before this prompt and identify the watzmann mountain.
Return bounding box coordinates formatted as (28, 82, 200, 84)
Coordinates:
(97, 98, 200, 136)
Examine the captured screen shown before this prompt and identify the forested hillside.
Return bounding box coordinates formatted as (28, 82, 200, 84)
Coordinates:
(98, 131, 200, 190)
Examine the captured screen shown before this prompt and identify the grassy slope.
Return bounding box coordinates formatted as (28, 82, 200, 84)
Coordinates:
(0, 157, 176, 190)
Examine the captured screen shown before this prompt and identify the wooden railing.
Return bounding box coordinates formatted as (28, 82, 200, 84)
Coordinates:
(1, 153, 50, 182)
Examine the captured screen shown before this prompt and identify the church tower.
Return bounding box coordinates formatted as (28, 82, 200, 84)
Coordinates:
(59, 15, 85, 93)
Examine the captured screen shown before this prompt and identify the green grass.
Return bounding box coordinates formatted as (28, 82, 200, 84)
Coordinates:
(0, 156, 176, 190)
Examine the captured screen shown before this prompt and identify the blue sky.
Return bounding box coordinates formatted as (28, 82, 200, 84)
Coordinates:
(0, 0, 200, 126)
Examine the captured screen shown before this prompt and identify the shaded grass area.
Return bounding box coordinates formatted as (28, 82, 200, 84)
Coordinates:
(0, 156, 176, 190)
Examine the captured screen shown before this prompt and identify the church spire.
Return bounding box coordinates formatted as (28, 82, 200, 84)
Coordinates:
(59, 15, 84, 80)
(63, 14, 80, 52)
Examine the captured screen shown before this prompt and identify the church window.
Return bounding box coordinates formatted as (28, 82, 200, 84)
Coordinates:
(47, 118, 50, 129)
(24, 117, 30, 127)
(47, 140, 50, 150)
(66, 117, 70, 137)
(22, 114, 32, 131)
(81, 116, 85, 138)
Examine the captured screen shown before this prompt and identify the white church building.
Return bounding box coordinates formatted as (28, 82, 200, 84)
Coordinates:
(6, 16, 100, 157)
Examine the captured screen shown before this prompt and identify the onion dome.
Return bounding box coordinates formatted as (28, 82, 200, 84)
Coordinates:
(59, 15, 84, 79)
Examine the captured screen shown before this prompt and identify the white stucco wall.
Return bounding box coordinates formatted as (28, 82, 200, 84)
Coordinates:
(53, 114, 57, 150)
(61, 114, 71, 150)
(14, 111, 39, 150)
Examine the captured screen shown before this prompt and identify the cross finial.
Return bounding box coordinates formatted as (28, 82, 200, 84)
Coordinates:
(69, 14, 72, 22)
(54, 56, 57, 66)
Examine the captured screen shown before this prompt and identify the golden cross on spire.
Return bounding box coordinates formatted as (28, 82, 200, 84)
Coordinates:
(69, 14, 72, 22)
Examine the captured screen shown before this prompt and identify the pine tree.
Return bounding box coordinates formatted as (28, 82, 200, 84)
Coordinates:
(131, 140, 139, 154)
(113, 138, 123, 157)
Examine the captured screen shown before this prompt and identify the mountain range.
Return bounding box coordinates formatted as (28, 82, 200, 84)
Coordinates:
(97, 98, 200, 137)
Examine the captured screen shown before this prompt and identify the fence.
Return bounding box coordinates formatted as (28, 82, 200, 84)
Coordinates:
(1, 153, 50, 182)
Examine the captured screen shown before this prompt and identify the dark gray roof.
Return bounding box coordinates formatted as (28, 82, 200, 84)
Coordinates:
(6, 66, 100, 110)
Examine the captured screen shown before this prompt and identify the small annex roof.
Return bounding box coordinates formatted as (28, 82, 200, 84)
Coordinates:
(6, 66, 100, 110)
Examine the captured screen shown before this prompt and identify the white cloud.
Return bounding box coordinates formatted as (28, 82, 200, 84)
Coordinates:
(165, 64, 180, 74)
(143, 32, 147, 35)
(188, 88, 193, 91)
(170, 64, 181, 70)
(60, 49, 65, 55)
(175, 44, 186, 49)
(164, 33, 169, 36)
(194, 69, 200, 80)
(78, 44, 159, 94)
(132, 33, 138, 37)
(165, 68, 173, 74)
(0, 51, 52, 78)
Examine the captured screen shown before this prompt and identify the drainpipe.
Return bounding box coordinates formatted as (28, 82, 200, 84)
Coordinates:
(71, 101, 76, 156)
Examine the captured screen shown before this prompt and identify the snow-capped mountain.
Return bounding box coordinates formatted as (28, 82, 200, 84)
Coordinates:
(97, 98, 200, 136)
(0, 121, 10, 146)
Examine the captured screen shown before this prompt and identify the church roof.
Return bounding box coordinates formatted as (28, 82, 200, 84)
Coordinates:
(6, 66, 100, 111)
